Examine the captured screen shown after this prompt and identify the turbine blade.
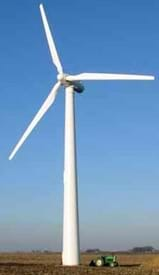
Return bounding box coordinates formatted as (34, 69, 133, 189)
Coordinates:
(9, 81, 61, 160)
(39, 4, 63, 74)
(66, 73, 155, 81)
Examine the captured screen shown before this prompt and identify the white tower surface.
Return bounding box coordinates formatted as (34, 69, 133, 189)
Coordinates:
(63, 86, 80, 265)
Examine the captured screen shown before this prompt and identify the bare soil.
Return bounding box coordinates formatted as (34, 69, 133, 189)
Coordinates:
(0, 252, 159, 274)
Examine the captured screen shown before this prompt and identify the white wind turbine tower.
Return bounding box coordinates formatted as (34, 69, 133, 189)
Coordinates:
(9, 3, 155, 266)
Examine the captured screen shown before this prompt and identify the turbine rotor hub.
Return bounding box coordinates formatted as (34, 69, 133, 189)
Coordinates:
(57, 73, 66, 83)
(57, 73, 84, 93)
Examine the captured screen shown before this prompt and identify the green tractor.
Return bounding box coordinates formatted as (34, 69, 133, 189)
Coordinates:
(89, 255, 118, 267)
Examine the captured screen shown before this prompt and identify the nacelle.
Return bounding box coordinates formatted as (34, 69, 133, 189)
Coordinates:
(67, 81, 84, 93)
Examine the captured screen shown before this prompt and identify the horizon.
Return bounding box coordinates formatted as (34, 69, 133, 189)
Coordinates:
(0, 0, 159, 252)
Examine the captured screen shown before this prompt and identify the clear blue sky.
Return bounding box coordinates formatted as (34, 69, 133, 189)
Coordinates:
(0, 0, 159, 252)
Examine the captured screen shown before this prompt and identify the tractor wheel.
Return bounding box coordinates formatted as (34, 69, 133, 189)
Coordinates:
(95, 257, 104, 267)
(89, 260, 95, 266)
(109, 262, 115, 268)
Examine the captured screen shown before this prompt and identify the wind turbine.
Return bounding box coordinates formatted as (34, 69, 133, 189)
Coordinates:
(9, 3, 155, 266)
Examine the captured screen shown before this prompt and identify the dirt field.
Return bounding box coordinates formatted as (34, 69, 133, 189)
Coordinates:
(0, 252, 159, 274)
